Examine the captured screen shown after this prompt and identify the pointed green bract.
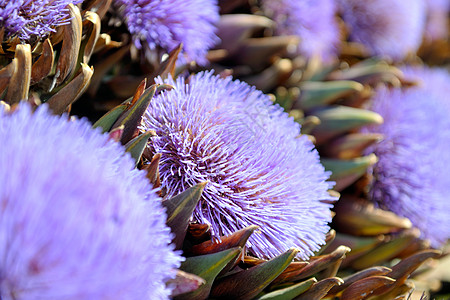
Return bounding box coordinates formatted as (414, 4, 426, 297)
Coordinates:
(299, 80, 364, 110)
(113, 84, 158, 143)
(312, 106, 383, 144)
(321, 154, 378, 191)
(295, 277, 343, 300)
(255, 278, 316, 300)
(176, 248, 242, 300)
(164, 182, 207, 249)
(210, 248, 298, 300)
(350, 229, 420, 270)
(93, 104, 128, 133)
(322, 133, 383, 159)
(124, 131, 155, 166)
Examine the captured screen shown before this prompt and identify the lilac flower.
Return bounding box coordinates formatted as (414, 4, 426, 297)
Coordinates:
(0, 104, 181, 299)
(363, 66, 450, 247)
(141, 72, 336, 259)
(425, 0, 450, 41)
(338, 0, 426, 61)
(114, 0, 219, 65)
(0, 0, 82, 42)
(261, 0, 340, 63)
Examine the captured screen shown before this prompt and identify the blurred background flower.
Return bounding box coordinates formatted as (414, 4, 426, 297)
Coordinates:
(424, 0, 450, 41)
(0, 103, 181, 299)
(338, 0, 426, 61)
(261, 0, 340, 63)
(141, 71, 336, 260)
(113, 0, 220, 65)
(363, 66, 450, 247)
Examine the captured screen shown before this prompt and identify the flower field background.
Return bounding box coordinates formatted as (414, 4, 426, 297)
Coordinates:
(0, 0, 449, 299)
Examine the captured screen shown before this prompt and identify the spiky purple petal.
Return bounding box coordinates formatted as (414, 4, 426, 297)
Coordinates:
(141, 71, 336, 260)
(363, 66, 450, 247)
(0, 104, 181, 299)
(338, 0, 426, 61)
(261, 0, 340, 63)
(0, 0, 82, 42)
(114, 0, 219, 65)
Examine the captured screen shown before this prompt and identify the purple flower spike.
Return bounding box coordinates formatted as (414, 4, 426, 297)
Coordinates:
(114, 0, 220, 65)
(141, 72, 336, 259)
(338, 0, 426, 61)
(364, 66, 450, 247)
(0, 104, 181, 299)
(0, 0, 82, 42)
(262, 0, 340, 63)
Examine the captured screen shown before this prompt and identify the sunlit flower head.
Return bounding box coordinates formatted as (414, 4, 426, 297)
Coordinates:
(141, 71, 336, 259)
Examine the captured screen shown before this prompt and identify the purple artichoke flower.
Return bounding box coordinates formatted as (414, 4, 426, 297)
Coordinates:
(0, 0, 82, 42)
(114, 0, 220, 65)
(363, 66, 450, 247)
(338, 0, 426, 61)
(141, 72, 336, 259)
(0, 104, 181, 299)
(261, 0, 340, 63)
(425, 0, 450, 41)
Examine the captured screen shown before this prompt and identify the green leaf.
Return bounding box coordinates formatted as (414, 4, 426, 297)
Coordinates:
(112, 84, 173, 143)
(175, 248, 242, 300)
(255, 278, 316, 300)
(321, 154, 378, 191)
(210, 248, 298, 300)
(299, 80, 364, 110)
(295, 277, 343, 300)
(164, 183, 207, 249)
(312, 106, 383, 144)
(320, 133, 383, 159)
(350, 229, 420, 270)
(92, 104, 127, 133)
(124, 131, 155, 166)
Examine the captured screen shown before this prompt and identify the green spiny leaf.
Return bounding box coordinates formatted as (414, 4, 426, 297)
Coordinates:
(321, 154, 378, 191)
(210, 248, 298, 300)
(312, 106, 383, 144)
(92, 104, 127, 133)
(124, 131, 156, 166)
(176, 248, 242, 300)
(164, 182, 207, 249)
(299, 80, 364, 110)
(255, 278, 316, 300)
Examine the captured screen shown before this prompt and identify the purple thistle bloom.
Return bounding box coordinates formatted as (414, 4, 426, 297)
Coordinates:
(0, 0, 82, 42)
(114, 0, 220, 65)
(338, 0, 426, 61)
(141, 72, 336, 259)
(0, 104, 181, 299)
(261, 0, 340, 63)
(424, 0, 450, 41)
(363, 66, 450, 247)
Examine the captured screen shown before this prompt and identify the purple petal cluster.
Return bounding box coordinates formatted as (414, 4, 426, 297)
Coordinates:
(261, 0, 340, 63)
(141, 72, 336, 259)
(0, 104, 181, 299)
(114, 0, 219, 65)
(363, 66, 450, 247)
(0, 0, 81, 42)
(338, 0, 426, 61)
(425, 0, 450, 40)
